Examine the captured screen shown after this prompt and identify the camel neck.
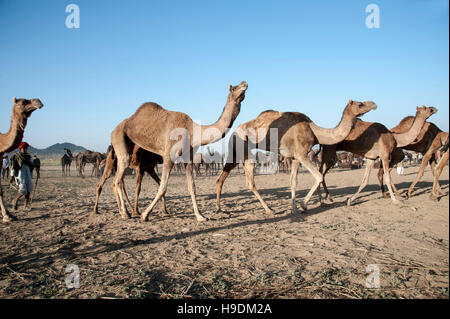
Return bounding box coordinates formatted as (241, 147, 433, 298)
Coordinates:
(193, 99, 241, 147)
(0, 111, 26, 153)
(309, 109, 356, 145)
(392, 113, 427, 148)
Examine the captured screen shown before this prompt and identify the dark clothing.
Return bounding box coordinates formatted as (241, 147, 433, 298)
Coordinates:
(11, 152, 34, 176)
(32, 158, 41, 178)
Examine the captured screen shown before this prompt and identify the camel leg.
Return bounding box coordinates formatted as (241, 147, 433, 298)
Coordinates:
(184, 162, 207, 222)
(289, 159, 300, 213)
(297, 154, 324, 211)
(121, 178, 134, 215)
(131, 167, 144, 217)
(381, 157, 401, 205)
(215, 162, 238, 212)
(377, 166, 389, 199)
(243, 159, 274, 214)
(93, 163, 114, 214)
(141, 159, 173, 222)
(111, 147, 131, 219)
(428, 158, 444, 195)
(407, 152, 435, 198)
(0, 160, 16, 222)
(430, 150, 449, 201)
(347, 159, 375, 206)
(378, 165, 403, 199)
(317, 160, 334, 204)
(147, 167, 169, 215)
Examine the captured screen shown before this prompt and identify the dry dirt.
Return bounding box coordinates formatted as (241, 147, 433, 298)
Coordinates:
(0, 163, 448, 299)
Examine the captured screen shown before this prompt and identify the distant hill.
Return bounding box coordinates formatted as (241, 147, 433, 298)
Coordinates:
(6, 143, 88, 156)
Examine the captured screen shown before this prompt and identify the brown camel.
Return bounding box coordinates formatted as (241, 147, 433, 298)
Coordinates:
(377, 114, 448, 198)
(61, 148, 73, 176)
(77, 150, 105, 177)
(111, 81, 248, 221)
(94, 143, 168, 216)
(430, 135, 449, 201)
(215, 99, 377, 214)
(0, 97, 43, 222)
(317, 106, 437, 205)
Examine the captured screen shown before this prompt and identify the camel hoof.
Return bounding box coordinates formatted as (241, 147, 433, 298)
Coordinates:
(3, 214, 17, 222)
(382, 193, 389, 199)
(299, 202, 308, 212)
(120, 213, 130, 220)
(196, 216, 208, 222)
(429, 195, 438, 202)
(347, 199, 353, 206)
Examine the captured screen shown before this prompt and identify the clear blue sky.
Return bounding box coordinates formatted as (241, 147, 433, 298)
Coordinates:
(0, 0, 448, 153)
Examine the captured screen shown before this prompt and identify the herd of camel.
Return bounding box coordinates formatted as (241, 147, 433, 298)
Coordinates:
(0, 82, 449, 223)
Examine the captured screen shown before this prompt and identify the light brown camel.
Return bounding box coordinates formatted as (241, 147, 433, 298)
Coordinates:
(430, 135, 449, 201)
(215, 99, 377, 214)
(0, 97, 43, 222)
(377, 114, 448, 198)
(94, 143, 168, 216)
(317, 106, 437, 205)
(111, 81, 248, 221)
(61, 148, 73, 176)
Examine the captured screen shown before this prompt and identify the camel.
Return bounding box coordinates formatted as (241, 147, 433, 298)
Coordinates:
(94, 143, 168, 216)
(0, 97, 43, 222)
(77, 150, 105, 177)
(377, 114, 448, 199)
(205, 146, 223, 175)
(430, 135, 449, 201)
(317, 106, 437, 205)
(215, 99, 377, 214)
(61, 148, 73, 176)
(278, 155, 292, 173)
(193, 153, 208, 176)
(111, 81, 248, 221)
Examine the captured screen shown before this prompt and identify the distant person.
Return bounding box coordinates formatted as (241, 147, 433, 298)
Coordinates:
(2, 155, 9, 180)
(32, 155, 41, 179)
(10, 142, 35, 210)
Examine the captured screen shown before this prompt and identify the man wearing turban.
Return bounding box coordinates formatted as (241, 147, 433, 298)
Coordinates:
(10, 142, 35, 210)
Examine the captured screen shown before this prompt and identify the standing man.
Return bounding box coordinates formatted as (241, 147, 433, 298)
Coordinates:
(2, 155, 9, 180)
(10, 142, 34, 210)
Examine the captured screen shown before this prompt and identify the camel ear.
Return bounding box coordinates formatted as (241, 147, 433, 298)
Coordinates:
(13, 97, 17, 104)
(416, 106, 420, 111)
(229, 84, 232, 91)
(348, 99, 353, 105)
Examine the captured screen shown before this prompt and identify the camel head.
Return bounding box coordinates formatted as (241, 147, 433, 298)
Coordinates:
(227, 81, 248, 104)
(416, 105, 437, 119)
(12, 97, 43, 118)
(345, 100, 377, 118)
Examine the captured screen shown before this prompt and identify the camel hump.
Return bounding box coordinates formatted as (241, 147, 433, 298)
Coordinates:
(137, 102, 164, 112)
(390, 116, 415, 133)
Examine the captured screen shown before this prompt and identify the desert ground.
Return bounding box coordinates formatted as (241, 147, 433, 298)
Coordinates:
(0, 161, 448, 299)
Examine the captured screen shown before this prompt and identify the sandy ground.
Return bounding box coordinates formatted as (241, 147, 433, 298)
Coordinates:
(0, 162, 448, 299)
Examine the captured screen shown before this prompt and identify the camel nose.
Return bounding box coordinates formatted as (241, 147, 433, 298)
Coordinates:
(239, 81, 248, 89)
